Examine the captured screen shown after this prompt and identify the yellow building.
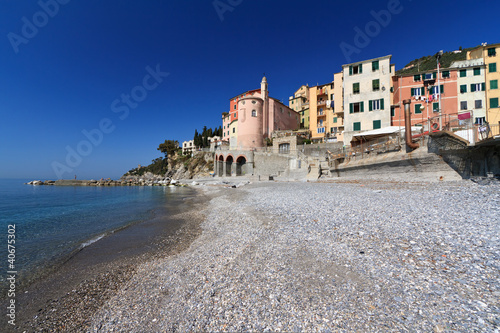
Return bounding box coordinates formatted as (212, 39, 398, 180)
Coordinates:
(468, 43, 500, 124)
(289, 85, 310, 128)
(307, 79, 344, 143)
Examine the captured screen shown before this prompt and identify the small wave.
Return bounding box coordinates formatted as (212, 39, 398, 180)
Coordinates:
(79, 233, 107, 249)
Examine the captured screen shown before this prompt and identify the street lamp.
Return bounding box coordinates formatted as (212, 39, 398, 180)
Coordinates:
(436, 50, 443, 131)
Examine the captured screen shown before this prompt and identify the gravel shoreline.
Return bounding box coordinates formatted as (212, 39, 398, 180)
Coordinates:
(86, 180, 499, 332)
(13, 188, 211, 332)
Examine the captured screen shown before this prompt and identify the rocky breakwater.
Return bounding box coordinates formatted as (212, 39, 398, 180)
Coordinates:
(24, 177, 187, 187)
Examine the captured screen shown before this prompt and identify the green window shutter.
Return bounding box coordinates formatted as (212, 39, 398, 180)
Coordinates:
(334, 117, 337, 123)
(421, 74, 426, 81)
(349, 103, 353, 113)
(433, 102, 439, 112)
(414, 104, 420, 114)
(391, 107, 395, 117)
(380, 98, 384, 110)
(460, 69, 466, 77)
(359, 64, 363, 74)
(353, 122, 361, 131)
(474, 68, 480, 76)
(491, 98, 499, 108)
(440, 85, 444, 94)
(349, 66, 353, 75)
(373, 120, 381, 129)
(369, 100, 373, 111)
(481, 82, 486, 91)
(489, 63, 497, 73)
(422, 86, 426, 96)
(360, 101, 364, 112)
(411, 88, 415, 96)
(442, 71, 449, 78)
(491, 80, 499, 89)
(471, 84, 476, 92)
(460, 85, 466, 93)
(413, 74, 419, 81)
(433, 72, 437, 79)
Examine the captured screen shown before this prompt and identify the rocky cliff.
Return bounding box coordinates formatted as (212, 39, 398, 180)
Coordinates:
(122, 152, 214, 183)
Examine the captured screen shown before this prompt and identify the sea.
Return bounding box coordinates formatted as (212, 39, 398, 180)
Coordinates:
(0, 178, 195, 292)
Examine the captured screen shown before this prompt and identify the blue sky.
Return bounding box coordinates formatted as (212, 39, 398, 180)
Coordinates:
(1, 0, 499, 179)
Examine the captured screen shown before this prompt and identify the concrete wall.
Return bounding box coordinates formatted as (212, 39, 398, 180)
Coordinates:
(254, 152, 294, 179)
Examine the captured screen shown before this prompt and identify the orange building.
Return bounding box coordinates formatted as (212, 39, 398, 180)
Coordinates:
(392, 68, 458, 127)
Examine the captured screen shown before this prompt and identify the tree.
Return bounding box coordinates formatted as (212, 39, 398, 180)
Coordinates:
(157, 140, 179, 158)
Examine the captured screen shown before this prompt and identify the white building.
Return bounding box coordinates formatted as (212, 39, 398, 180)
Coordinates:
(450, 59, 487, 124)
(342, 55, 394, 144)
(182, 140, 196, 154)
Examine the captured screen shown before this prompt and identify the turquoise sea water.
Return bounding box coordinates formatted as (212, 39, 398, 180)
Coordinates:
(0, 179, 192, 288)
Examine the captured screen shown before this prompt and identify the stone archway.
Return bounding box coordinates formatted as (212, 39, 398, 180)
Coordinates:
(236, 156, 246, 176)
(225, 155, 233, 177)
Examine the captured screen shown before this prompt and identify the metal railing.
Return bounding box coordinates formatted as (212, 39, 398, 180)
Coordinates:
(411, 113, 499, 145)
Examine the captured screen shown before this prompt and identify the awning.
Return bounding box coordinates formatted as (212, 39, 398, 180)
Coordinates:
(352, 126, 421, 141)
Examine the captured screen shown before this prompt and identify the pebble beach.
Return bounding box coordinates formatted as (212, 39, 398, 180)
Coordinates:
(79, 179, 500, 332)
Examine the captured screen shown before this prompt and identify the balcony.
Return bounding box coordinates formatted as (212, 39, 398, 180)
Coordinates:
(317, 111, 326, 117)
(317, 100, 326, 106)
(317, 88, 327, 96)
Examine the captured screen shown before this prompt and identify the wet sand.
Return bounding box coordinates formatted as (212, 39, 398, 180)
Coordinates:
(1, 186, 211, 332)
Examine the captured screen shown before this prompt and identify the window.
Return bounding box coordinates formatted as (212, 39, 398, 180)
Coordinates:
(369, 99, 384, 111)
(372, 79, 380, 91)
(349, 102, 364, 113)
(333, 117, 338, 123)
(251, 110, 257, 117)
(292, 100, 294, 104)
(433, 102, 439, 112)
(414, 103, 422, 114)
(390, 87, 394, 93)
(489, 63, 497, 73)
(232, 128, 235, 133)
(372, 60, 379, 71)
(280, 107, 283, 113)
(353, 83, 360, 94)
(233, 105, 237, 110)
(430, 85, 444, 94)
(475, 100, 482, 109)
(460, 69, 467, 77)
(488, 47, 496, 57)
(349, 64, 363, 75)
(491, 80, 499, 90)
(414, 74, 421, 82)
(491, 98, 499, 108)
(373, 120, 381, 129)
(353, 122, 361, 131)
(317, 127, 325, 134)
(227, 131, 229, 135)
(460, 101, 468, 110)
(471, 83, 485, 92)
(279, 143, 290, 154)
(474, 67, 481, 76)
(460, 85, 467, 93)
(391, 106, 395, 117)
(288, 111, 291, 117)
(423, 73, 434, 81)
(442, 71, 450, 78)
(330, 94, 334, 100)
(411, 87, 425, 96)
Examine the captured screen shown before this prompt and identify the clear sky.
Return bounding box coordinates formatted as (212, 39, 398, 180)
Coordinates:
(1, 0, 499, 180)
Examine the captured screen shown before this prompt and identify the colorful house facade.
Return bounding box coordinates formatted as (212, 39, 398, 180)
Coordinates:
(392, 67, 458, 128)
(343, 55, 393, 144)
(468, 43, 500, 124)
(222, 77, 300, 149)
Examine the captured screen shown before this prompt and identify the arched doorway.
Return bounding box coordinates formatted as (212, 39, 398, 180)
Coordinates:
(217, 155, 224, 177)
(225, 155, 233, 177)
(236, 156, 246, 176)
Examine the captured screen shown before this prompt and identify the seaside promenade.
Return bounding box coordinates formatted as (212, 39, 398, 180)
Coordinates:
(20, 179, 500, 332)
